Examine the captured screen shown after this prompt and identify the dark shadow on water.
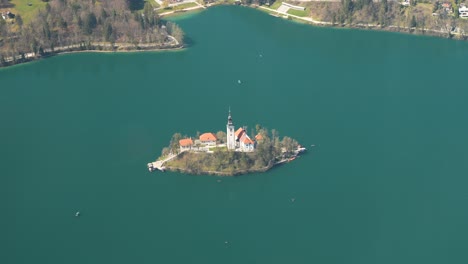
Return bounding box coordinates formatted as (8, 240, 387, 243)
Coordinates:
(182, 36, 196, 47)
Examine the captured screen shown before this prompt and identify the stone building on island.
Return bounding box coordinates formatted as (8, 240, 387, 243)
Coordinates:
(226, 109, 255, 152)
(178, 110, 257, 153)
(199, 132, 217, 146)
(179, 138, 193, 152)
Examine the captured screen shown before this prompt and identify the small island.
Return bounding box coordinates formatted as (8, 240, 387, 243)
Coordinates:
(148, 110, 306, 176)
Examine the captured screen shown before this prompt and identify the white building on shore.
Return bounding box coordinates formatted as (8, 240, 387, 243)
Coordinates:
(460, 5, 468, 18)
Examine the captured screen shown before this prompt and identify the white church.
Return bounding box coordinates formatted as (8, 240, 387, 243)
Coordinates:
(226, 110, 255, 152)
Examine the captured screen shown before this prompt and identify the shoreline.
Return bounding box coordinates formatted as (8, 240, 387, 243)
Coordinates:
(163, 162, 275, 176)
(0, 39, 183, 69)
(160, 155, 300, 176)
(2, 3, 465, 69)
(150, 144, 307, 177)
(161, 3, 466, 41)
(254, 4, 466, 41)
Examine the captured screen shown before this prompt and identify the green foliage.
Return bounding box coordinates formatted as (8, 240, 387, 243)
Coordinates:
(342, 0, 354, 14)
(104, 23, 114, 42)
(287, 8, 308, 17)
(127, 0, 145, 11)
(83, 12, 97, 35)
(164, 126, 300, 175)
(355, 0, 372, 11)
(169, 133, 183, 153)
(432, 1, 439, 13)
(166, 21, 184, 43)
(378, 0, 388, 26)
(16, 14, 24, 27)
(216, 131, 227, 143)
(410, 15, 417, 28)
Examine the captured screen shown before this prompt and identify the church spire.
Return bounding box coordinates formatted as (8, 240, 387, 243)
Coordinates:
(227, 107, 233, 125)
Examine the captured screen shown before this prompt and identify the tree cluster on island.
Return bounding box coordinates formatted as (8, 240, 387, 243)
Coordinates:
(159, 125, 302, 175)
(0, 0, 185, 66)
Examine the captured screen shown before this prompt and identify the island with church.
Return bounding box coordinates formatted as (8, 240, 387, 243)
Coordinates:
(147, 110, 307, 176)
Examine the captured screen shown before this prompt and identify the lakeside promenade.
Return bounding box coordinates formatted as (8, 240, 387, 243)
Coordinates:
(1, 35, 180, 66)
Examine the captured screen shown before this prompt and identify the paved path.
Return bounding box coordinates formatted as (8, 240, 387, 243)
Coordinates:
(2, 37, 179, 63)
(158, 4, 205, 16)
(277, 4, 290, 13)
(259, 5, 332, 25)
(149, 153, 178, 170)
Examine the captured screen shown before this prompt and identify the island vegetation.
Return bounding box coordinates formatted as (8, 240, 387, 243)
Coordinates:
(155, 125, 305, 176)
(0, 0, 184, 67)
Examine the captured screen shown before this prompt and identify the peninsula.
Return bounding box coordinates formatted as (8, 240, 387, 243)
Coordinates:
(0, 0, 184, 68)
(148, 110, 306, 176)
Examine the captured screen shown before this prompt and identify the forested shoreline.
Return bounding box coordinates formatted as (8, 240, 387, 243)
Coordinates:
(0, 0, 184, 67)
(249, 0, 468, 40)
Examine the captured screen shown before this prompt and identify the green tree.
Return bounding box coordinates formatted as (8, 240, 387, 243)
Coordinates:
(166, 21, 184, 43)
(104, 23, 113, 41)
(410, 15, 417, 28)
(83, 12, 97, 35)
(15, 14, 23, 28)
(341, 0, 354, 16)
(432, 1, 439, 13)
(378, 0, 387, 26)
(169, 133, 183, 153)
(126, 0, 145, 11)
(216, 131, 227, 144)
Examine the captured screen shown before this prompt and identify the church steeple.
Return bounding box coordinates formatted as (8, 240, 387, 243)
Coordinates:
(226, 107, 235, 150)
(227, 107, 233, 125)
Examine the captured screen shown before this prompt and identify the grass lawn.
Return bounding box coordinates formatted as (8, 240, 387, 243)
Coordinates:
(173, 2, 198, 10)
(269, 1, 282, 10)
(287, 8, 308, 17)
(8, 0, 47, 24)
(156, 7, 172, 14)
(209, 146, 228, 151)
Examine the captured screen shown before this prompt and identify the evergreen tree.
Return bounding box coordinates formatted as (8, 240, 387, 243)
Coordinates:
(410, 15, 417, 28)
(15, 15, 23, 28)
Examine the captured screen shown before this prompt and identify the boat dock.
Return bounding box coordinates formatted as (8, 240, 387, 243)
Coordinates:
(147, 153, 178, 172)
(147, 161, 166, 172)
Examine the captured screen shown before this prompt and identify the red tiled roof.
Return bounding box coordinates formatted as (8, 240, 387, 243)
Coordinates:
(241, 134, 254, 145)
(235, 127, 244, 138)
(255, 134, 263, 140)
(200, 132, 217, 142)
(179, 138, 193, 147)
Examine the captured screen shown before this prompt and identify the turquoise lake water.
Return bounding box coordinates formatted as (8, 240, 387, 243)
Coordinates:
(1, 5, 468, 264)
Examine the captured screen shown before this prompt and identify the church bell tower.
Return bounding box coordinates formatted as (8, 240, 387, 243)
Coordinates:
(226, 109, 235, 150)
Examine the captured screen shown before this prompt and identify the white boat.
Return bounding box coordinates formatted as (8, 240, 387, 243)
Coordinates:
(238, 80, 241, 84)
(75, 211, 80, 217)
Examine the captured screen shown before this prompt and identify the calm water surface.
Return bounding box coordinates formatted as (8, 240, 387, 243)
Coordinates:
(1, 6, 468, 264)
